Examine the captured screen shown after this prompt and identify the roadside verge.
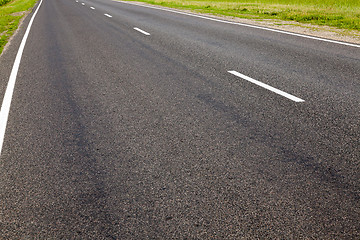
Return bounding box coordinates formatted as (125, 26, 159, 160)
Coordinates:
(0, 0, 38, 56)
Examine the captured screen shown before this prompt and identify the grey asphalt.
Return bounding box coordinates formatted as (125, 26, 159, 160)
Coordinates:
(0, 0, 359, 238)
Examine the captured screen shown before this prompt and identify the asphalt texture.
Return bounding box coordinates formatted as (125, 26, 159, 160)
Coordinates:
(0, 0, 359, 238)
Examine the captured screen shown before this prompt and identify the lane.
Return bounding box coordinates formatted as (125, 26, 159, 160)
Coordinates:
(1, 0, 145, 237)
(81, 0, 360, 188)
(0, 0, 359, 238)
(81, 0, 360, 103)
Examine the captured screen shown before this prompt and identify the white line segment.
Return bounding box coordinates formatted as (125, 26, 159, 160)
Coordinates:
(0, 0, 43, 156)
(81, 3, 85, 5)
(133, 27, 151, 36)
(115, 1, 360, 48)
(228, 70, 305, 102)
(104, 13, 112, 18)
(90, 7, 95, 9)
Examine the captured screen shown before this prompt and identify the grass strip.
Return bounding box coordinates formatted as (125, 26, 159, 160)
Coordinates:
(0, 0, 37, 55)
(124, 0, 360, 31)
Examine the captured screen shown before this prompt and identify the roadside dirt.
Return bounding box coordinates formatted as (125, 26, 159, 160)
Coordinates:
(10, 10, 27, 16)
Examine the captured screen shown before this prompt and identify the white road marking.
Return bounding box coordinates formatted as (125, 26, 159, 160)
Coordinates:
(134, 27, 150, 36)
(90, 7, 95, 9)
(228, 70, 305, 102)
(81, 2, 85, 5)
(115, 1, 360, 49)
(0, 0, 44, 156)
(104, 13, 112, 18)
(76, 0, 78, 2)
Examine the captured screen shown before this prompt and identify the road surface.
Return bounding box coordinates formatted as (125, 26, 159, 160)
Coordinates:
(0, 0, 359, 238)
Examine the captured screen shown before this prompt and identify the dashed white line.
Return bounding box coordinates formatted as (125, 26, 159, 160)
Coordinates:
(90, 6, 95, 9)
(81, 2, 85, 5)
(104, 13, 112, 18)
(115, 1, 360, 48)
(228, 70, 305, 102)
(0, 0, 44, 156)
(76, 0, 78, 2)
(134, 27, 150, 36)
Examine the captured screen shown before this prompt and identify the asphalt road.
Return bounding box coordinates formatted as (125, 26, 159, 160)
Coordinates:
(0, 0, 359, 238)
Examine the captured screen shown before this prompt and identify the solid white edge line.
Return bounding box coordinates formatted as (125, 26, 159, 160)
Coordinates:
(114, 1, 360, 49)
(0, 0, 43, 156)
(104, 13, 112, 18)
(133, 27, 150, 36)
(228, 70, 305, 103)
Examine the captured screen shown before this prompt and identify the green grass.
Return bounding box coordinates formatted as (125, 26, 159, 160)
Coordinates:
(124, 0, 360, 31)
(0, 0, 37, 54)
(0, 0, 12, 6)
